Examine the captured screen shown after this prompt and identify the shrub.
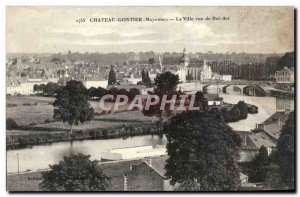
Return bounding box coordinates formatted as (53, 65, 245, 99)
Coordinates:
(44, 119, 52, 123)
(6, 118, 18, 130)
(7, 103, 18, 107)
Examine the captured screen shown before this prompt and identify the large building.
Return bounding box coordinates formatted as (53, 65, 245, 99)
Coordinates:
(6, 77, 47, 95)
(179, 48, 212, 81)
(275, 67, 294, 84)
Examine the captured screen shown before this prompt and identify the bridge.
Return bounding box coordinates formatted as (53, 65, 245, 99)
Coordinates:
(178, 80, 290, 97)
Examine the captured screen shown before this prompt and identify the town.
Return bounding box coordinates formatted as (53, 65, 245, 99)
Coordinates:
(6, 48, 295, 191)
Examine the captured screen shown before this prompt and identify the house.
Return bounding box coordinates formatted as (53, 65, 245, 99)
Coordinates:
(6, 77, 47, 95)
(83, 77, 108, 89)
(248, 132, 276, 155)
(235, 131, 259, 162)
(124, 73, 142, 85)
(257, 110, 291, 142)
(239, 172, 257, 188)
(235, 130, 276, 162)
(275, 67, 294, 84)
(125, 156, 174, 191)
(258, 122, 282, 142)
(212, 74, 232, 81)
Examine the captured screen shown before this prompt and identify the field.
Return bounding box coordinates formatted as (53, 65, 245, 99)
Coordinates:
(7, 96, 158, 131)
(7, 96, 55, 126)
(32, 111, 158, 131)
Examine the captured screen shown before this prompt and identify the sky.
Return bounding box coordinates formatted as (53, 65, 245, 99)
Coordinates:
(6, 6, 294, 54)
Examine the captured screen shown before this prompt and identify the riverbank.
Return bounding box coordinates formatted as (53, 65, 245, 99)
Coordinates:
(7, 122, 163, 150)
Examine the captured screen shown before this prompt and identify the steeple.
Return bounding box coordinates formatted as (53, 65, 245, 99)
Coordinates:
(158, 55, 163, 72)
(180, 48, 189, 67)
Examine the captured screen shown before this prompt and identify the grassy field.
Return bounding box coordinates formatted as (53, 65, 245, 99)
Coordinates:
(7, 96, 158, 133)
(31, 111, 158, 131)
(7, 96, 55, 126)
(6, 96, 151, 127)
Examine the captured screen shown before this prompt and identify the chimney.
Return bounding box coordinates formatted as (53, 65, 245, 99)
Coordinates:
(123, 175, 128, 191)
(149, 158, 152, 167)
(244, 135, 247, 146)
(278, 118, 281, 126)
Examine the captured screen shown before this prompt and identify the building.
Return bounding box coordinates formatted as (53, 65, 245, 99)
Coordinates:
(235, 130, 276, 162)
(187, 59, 212, 81)
(275, 67, 294, 84)
(124, 73, 142, 85)
(235, 131, 259, 162)
(125, 156, 174, 191)
(212, 73, 232, 81)
(83, 77, 108, 89)
(248, 132, 276, 155)
(101, 146, 167, 161)
(6, 77, 47, 95)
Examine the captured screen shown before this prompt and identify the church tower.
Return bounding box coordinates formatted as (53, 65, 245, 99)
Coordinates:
(180, 48, 190, 67)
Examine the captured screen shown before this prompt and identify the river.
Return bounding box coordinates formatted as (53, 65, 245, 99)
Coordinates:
(7, 87, 294, 173)
(7, 135, 167, 173)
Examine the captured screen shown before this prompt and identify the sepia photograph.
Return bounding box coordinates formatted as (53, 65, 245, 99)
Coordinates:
(5, 6, 295, 192)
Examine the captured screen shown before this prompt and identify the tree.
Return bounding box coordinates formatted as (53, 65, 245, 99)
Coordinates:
(149, 57, 156, 64)
(142, 69, 152, 88)
(276, 52, 294, 70)
(6, 118, 18, 130)
(33, 84, 39, 92)
(129, 88, 140, 100)
(265, 163, 282, 190)
(154, 71, 179, 93)
(277, 112, 295, 189)
(50, 57, 61, 64)
(246, 146, 270, 182)
(108, 65, 116, 85)
(43, 82, 61, 97)
(164, 111, 241, 191)
(95, 87, 107, 99)
(88, 87, 98, 99)
(53, 80, 94, 134)
(235, 101, 248, 119)
(195, 91, 207, 111)
(39, 154, 110, 191)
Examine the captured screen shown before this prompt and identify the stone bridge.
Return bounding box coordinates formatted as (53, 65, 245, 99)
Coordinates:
(179, 81, 271, 97)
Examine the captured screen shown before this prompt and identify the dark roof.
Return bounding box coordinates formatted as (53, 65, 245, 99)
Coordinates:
(127, 155, 168, 178)
(234, 131, 258, 151)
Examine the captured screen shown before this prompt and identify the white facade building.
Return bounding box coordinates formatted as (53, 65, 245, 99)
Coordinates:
(7, 78, 47, 95)
(275, 67, 294, 84)
(83, 80, 108, 89)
